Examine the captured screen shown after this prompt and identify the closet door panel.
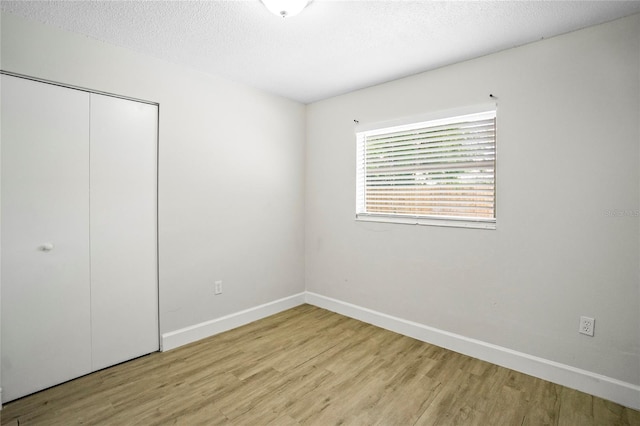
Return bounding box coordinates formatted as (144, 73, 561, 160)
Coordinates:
(1, 75, 92, 402)
(89, 94, 159, 370)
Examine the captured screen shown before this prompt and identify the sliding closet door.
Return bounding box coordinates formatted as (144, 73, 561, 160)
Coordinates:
(89, 94, 159, 370)
(1, 75, 92, 402)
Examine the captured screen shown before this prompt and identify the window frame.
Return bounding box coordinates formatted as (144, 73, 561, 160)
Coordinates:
(355, 104, 497, 230)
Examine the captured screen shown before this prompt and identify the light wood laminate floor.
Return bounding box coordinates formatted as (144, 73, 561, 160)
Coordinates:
(2, 304, 639, 425)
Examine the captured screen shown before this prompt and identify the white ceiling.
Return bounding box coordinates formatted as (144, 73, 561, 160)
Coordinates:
(3, 1, 640, 104)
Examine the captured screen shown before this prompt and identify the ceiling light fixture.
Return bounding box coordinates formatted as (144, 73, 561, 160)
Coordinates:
(261, 0, 310, 18)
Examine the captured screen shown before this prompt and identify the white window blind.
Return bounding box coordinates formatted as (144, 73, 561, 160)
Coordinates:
(356, 109, 496, 228)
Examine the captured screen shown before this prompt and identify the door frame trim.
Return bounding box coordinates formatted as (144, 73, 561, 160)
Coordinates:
(0, 70, 158, 106)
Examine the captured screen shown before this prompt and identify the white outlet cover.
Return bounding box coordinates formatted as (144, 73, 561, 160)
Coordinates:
(579, 316, 595, 336)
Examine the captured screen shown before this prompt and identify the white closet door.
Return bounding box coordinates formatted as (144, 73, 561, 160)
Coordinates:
(1, 75, 92, 402)
(89, 94, 159, 370)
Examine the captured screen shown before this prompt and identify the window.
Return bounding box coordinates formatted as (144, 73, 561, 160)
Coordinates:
(356, 107, 496, 229)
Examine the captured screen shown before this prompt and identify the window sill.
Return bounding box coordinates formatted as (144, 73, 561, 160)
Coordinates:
(355, 213, 496, 230)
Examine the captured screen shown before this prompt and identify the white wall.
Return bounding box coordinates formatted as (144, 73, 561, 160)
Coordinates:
(0, 10, 3, 404)
(306, 14, 640, 387)
(0, 12, 306, 338)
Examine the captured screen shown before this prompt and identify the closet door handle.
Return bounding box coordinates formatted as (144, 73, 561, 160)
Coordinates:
(39, 243, 54, 252)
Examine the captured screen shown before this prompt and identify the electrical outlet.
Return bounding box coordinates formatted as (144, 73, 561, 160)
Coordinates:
(579, 316, 595, 336)
(214, 280, 223, 295)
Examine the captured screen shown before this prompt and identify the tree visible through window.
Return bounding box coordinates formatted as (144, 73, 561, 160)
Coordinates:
(356, 109, 496, 228)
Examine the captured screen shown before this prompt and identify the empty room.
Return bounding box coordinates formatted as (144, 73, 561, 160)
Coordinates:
(0, 1, 639, 424)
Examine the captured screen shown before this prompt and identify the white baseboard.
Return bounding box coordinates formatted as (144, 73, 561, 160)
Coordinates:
(161, 292, 306, 351)
(159, 290, 639, 410)
(305, 291, 640, 410)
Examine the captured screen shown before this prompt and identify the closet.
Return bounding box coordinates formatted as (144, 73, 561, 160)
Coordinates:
(1, 74, 159, 403)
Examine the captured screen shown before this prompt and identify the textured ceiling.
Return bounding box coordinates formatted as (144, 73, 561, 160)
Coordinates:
(3, 1, 640, 104)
